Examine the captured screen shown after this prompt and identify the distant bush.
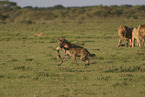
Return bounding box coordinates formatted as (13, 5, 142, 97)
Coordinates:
(53, 5, 65, 9)
(1, 1, 145, 23)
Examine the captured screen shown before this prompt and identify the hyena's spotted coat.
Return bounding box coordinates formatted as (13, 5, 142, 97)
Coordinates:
(56, 38, 96, 66)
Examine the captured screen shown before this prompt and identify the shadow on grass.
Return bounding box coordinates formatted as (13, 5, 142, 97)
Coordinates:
(58, 67, 93, 72)
(104, 65, 145, 73)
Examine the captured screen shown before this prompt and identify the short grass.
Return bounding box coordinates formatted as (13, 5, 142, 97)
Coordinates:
(0, 19, 145, 97)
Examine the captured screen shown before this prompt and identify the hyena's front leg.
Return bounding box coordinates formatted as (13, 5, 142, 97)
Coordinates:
(57, 50, 61, 60)
(58, 54, 69, 66)
(56, 46, 61, 60)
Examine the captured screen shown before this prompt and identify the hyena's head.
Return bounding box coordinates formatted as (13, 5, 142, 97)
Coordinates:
(58, 38, 70, 48)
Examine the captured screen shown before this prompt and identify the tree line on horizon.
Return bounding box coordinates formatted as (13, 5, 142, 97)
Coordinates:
(0, 1, 145, 23)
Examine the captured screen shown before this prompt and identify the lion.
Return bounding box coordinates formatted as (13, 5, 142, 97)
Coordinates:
(137, 24, 145, 47)
(116, 26, 133, 47)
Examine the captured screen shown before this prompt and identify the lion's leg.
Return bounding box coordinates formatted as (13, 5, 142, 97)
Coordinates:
(116, 39, 122, 47)
(126, 39, 129, 47)
(142, 39, 144, 47)
(137, 38, 141, 47)
(129, 39, 132, 47)
(132, 37, 135, 47)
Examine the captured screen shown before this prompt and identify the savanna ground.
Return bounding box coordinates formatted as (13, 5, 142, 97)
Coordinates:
(0, 19, 145, 97)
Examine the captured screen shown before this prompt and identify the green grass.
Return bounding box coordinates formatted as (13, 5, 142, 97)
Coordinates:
(0, 19, 145, 97)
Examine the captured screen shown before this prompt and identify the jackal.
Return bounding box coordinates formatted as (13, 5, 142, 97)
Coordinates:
(56, 38, 96, 66)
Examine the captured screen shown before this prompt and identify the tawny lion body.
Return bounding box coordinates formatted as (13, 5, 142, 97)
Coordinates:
(57, 38, 96, 66)
(117, 26, 133, 47)
(138, 24, 145, 47)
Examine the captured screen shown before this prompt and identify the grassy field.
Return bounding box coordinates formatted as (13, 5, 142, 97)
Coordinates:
(0, 19, 145, 97)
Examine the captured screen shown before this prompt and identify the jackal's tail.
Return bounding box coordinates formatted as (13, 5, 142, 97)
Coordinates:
(89, 53, 96, 57)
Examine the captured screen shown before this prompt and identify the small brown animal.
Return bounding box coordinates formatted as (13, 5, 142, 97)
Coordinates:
(116, 26, 133, 47)
(35, 32, 43, 36)
(138, 24, 145, 47)
(57, 38, 96, 66)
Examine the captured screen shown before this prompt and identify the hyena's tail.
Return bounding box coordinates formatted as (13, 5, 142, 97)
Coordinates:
(85, 49, 96, 57)
(89, 54, 96, 57)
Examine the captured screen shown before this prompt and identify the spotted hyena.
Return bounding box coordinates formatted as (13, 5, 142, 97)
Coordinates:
(56, 38, 96, 66)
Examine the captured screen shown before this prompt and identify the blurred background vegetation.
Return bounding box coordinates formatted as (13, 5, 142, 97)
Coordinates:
(0, 1, 145, 24)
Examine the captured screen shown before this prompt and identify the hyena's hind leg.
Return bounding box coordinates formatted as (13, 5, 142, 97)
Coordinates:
(85, 59, 90, 66)
(73, 54, 79, 65)
(80, 53, 86, 61)
(80, 53, 90, 66)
